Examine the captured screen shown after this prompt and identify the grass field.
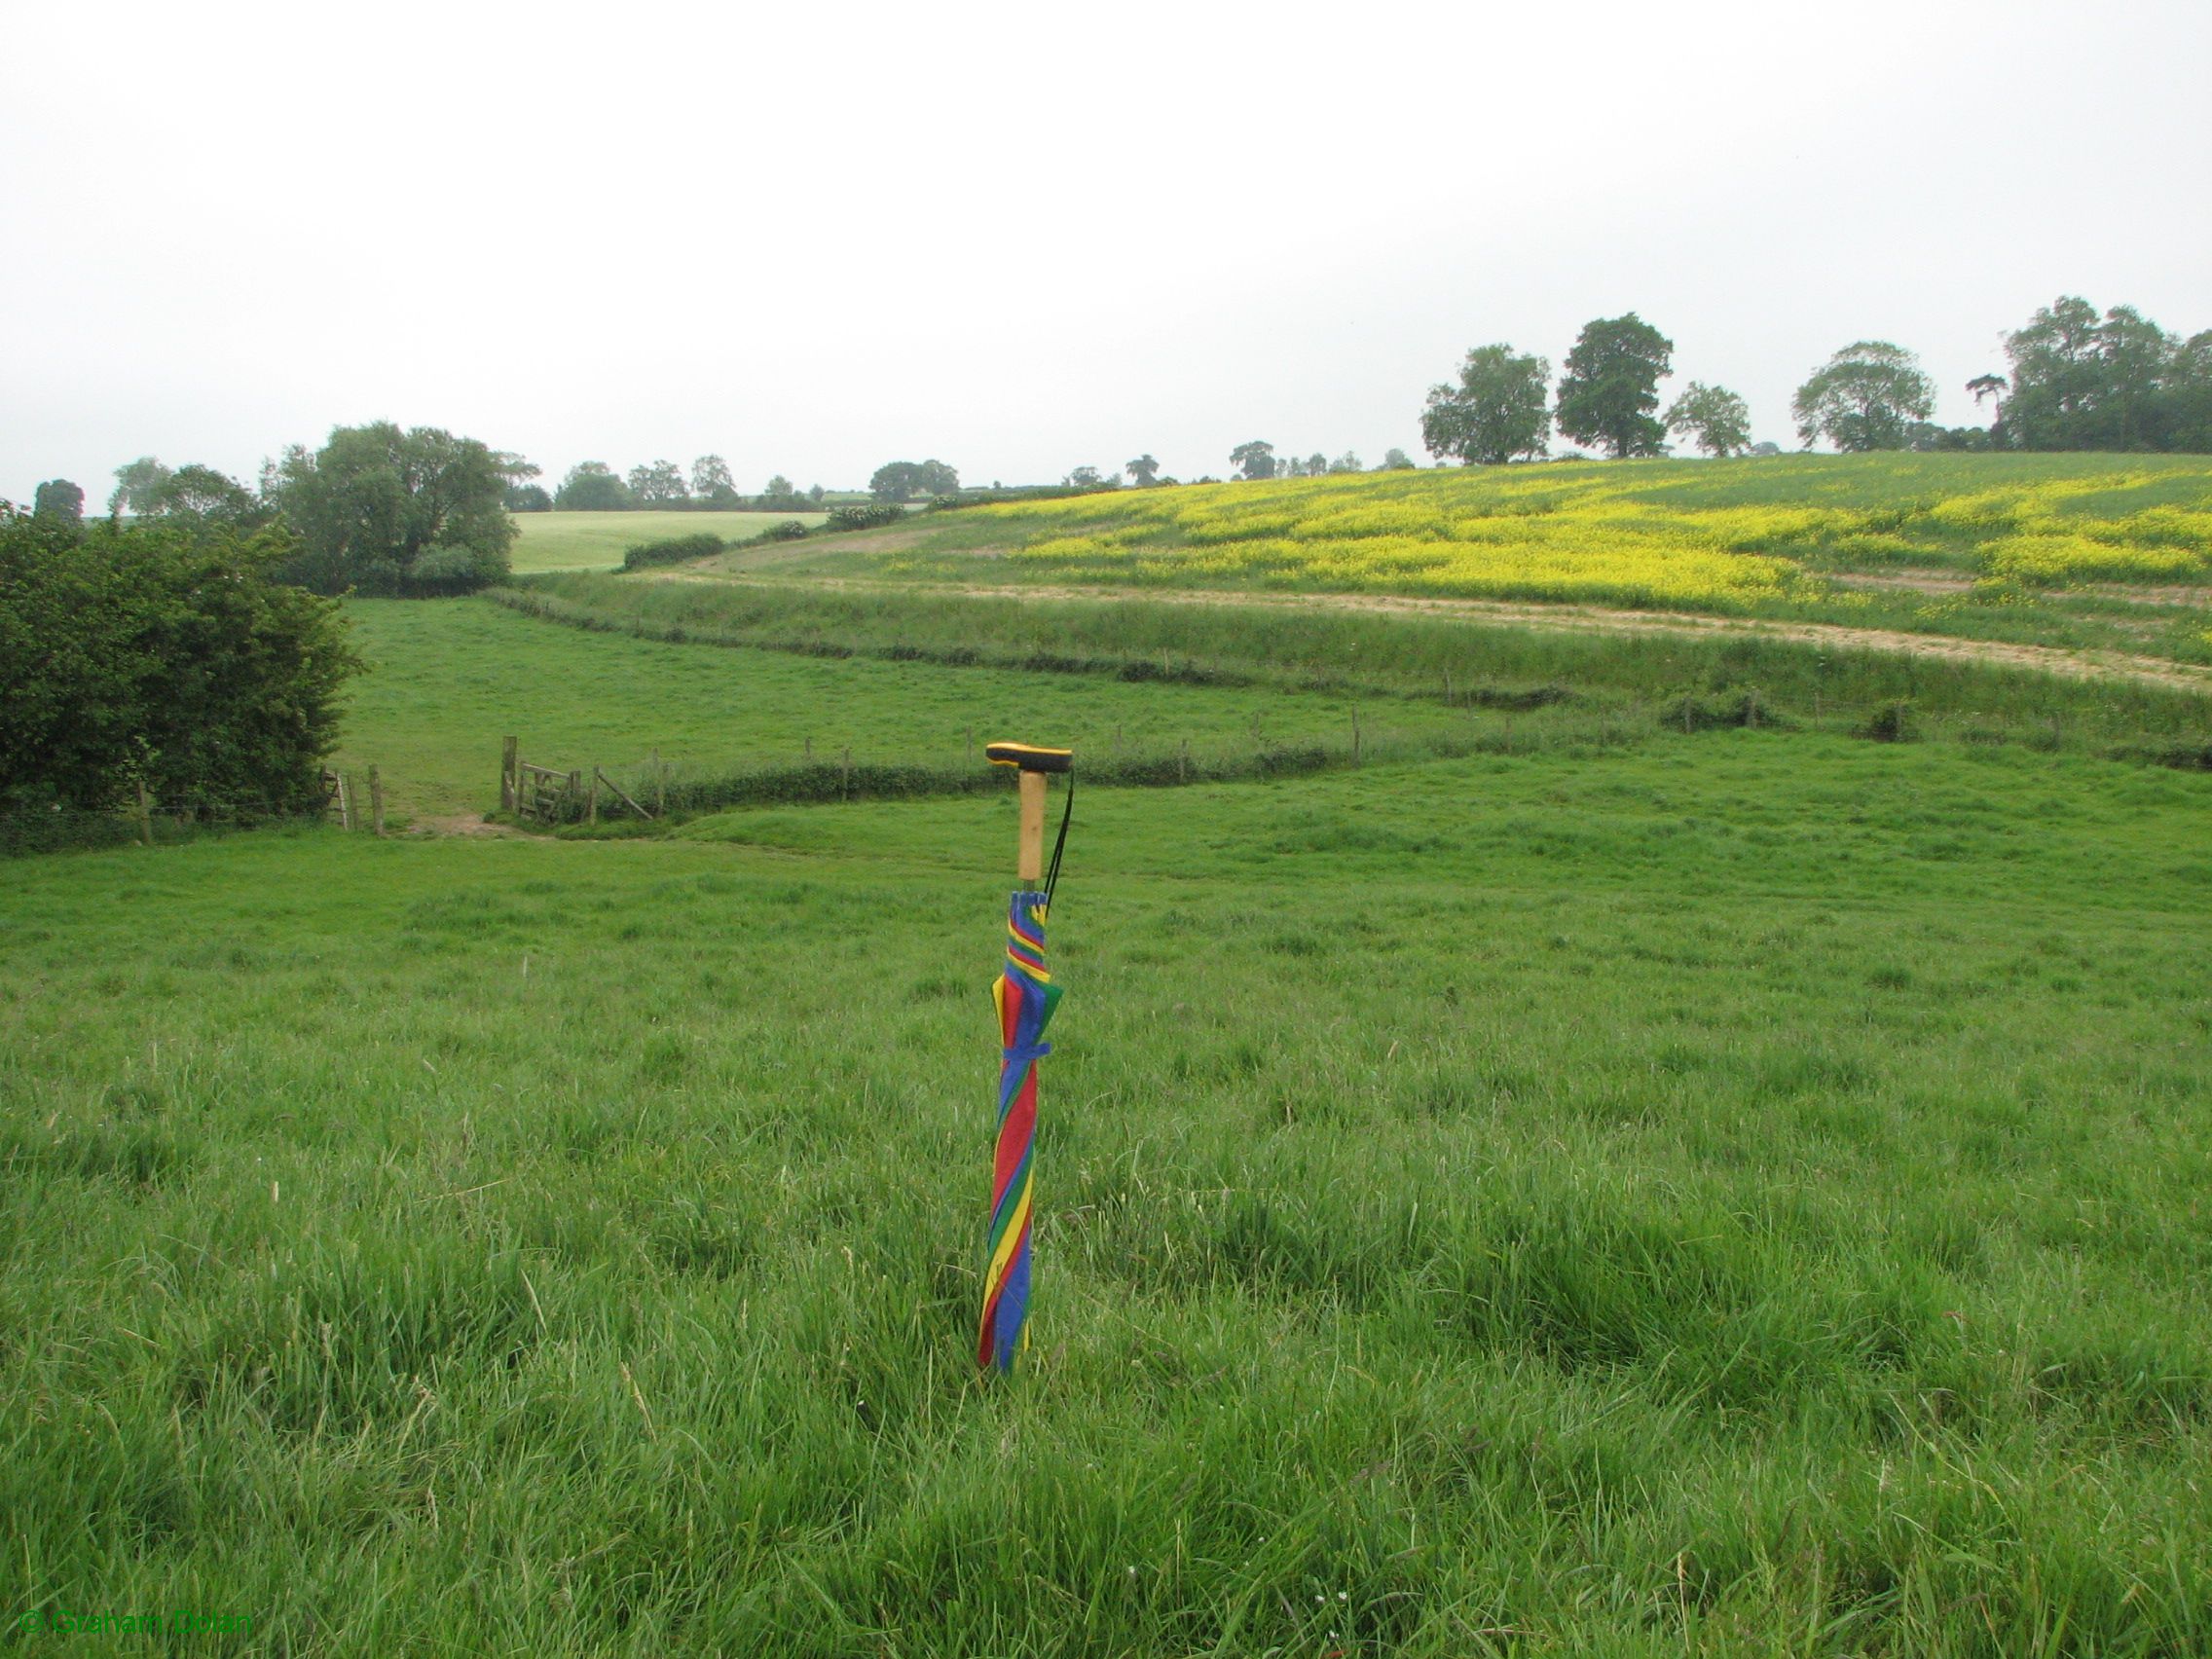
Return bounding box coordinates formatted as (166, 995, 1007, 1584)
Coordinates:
(11, 453, 2212, 1651)
(328, 600, 1494, 821)
(6, 732, 2210, 1652)
(510, 511, 830, 572)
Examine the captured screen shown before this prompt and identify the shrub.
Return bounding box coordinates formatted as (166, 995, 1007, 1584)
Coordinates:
(762, 520, 811, 542)
(0, 505, 359, 820)
(1861, 700, 1916, 743)
(621, 534, 726, 571)
(827, 503, 906, 532)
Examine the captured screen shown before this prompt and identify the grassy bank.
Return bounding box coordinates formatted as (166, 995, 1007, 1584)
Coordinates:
(496, 574, 2212, 760)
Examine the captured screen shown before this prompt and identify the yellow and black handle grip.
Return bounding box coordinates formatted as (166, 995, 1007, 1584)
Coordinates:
(985, 741, 1073, 775)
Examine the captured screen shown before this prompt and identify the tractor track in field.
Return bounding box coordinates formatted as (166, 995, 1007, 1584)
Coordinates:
(645, 567, 2212, 695)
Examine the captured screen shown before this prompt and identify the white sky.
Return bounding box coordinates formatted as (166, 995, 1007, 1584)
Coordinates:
(5, 0, 2208, 501)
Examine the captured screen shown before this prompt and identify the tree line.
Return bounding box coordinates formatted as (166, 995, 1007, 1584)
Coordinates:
(1407, 296, 2212, 467)
(538, 458, 826, 513)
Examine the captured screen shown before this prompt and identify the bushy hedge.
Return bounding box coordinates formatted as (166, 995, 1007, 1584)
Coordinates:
(621, 533, 727, 571)
(0, 506, 358, 820)
(826, 503, 906, 532)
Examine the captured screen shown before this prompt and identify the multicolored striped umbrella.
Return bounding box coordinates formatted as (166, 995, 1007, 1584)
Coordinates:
(978, 741, 1073, 1374)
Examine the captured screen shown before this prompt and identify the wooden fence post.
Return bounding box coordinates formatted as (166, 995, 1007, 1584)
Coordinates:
(500, 737, 518, 812)
(651, 749, 665, 819)
(586, 769, 600, 826)
(1351, 707, 1362, 765)
(135, 780, 153, 846)
(369, 764, 386, 836)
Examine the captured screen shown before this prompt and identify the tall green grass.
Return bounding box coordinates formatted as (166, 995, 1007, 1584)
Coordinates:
(4, 738, 2209, 1651)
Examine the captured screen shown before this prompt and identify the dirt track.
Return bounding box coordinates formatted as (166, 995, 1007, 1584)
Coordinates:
(649, 567, 2212, 695)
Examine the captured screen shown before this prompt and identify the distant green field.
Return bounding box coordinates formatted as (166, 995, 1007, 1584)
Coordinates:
(509, 511, 829, 572)
(330, 599, 1480, 820)
(6, 732, 2209, 1652)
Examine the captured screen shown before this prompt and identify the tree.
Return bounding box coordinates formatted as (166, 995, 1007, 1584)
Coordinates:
(268, 423, 515, 595)
(1229, 441, 1276, 481)
(504, 483, 553, 511)
(1421, 344, 1551, 465)
(870, 460, 959, 501)
(1999, 297, 2104, 451)
(32, 480, 85, 528)
(1556, 314, 1674, 459)
(146, 464, 268, 530)
(628, 460, 688, 504)
(1662, 383, 1752, 458)
(554, 462, 633, 511)
(763, 474, 797, 500)
(1792, 342, 1936, 451)
(107, 457, 172, 517)
(2094, 305, 2173, 451)
(691, 455, 736, 498)
(0, 505, 358, 818)
(1380, 448, 1415, 470)
(1966, 374, 2007, 416)
(1066, 465, 1105, 489)
(870, 461, 923, 502)
(1328, 452, 1362, 473)
(1125, 454, 1161, 486)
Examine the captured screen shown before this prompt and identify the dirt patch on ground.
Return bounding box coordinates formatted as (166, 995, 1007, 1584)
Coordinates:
(1830, 570, 1973, 595)
(418, 812, 532, 838)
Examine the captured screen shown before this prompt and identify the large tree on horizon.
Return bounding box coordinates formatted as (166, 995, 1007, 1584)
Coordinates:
(1792, 342, 1936, 452)
(268, 422, 515, 594)
(1421, 344, 1550, 464)
(1555, 313, 1674, 459)
(1229, 440, 1276, 481)
(1663, 382, 1752, 458)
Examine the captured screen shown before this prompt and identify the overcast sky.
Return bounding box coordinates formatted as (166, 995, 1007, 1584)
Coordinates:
(6, 0, 2208, 502)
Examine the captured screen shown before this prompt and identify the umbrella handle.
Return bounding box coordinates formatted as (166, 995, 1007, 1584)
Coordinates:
(986, 741, 1072, 886)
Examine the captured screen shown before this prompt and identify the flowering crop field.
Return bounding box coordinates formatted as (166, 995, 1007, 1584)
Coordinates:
(922, 455, 2212, 613)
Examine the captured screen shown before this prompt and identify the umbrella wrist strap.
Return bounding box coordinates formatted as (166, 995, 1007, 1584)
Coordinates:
(1041, 776, 1075, 911)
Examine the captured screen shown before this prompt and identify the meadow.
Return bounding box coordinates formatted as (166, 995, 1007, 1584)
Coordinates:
(9, 453, 2212, 1653)
(510, 511, 830, 572)
(5, 731, 2210, 1653)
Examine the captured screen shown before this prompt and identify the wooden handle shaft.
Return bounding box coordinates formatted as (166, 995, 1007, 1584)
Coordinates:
(1017, 770, 1047, 883)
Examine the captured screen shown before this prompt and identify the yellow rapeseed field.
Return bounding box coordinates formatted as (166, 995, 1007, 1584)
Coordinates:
(953, 458, 2212, 610)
